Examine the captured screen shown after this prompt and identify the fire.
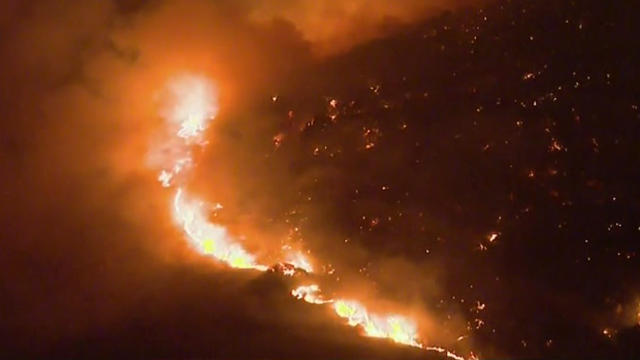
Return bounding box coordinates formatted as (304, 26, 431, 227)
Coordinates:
(333, 300, 422, 348)
(151, 74, 217, 188)
(291, 289, 470, 359)
(161, 74, 219, 141)
(292, 287, 426, 350)
(291, 284, 332, 304)
(150, 74, 472, 359)
(153, 74, 267, 271)
(425, 346, 467, 360)
(285, 252, 314, 273)
(173, 188, 267, 271)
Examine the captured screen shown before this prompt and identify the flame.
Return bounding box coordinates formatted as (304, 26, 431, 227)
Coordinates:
(153, 74, 267, 271)
(425, 346, 467, 360)
(150, 74, 472, 360)
(173, 188, 267, 271)
(285, 252, 314, 273)
(291, 284, 332, 304)
(161, 74, 218, 142)
(290, 289, 470, 359)
(292, 286, 426, 350)
(333, 300, 422, 347)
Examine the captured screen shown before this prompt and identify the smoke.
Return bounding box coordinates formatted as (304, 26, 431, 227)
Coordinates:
(248, 0, 475, 55)
(0, 0, 481, 356)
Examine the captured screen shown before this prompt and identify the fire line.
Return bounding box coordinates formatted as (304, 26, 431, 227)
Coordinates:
(149, 73, 472, 360)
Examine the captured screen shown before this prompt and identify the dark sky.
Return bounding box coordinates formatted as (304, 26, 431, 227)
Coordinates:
(1, 0, 640, 359)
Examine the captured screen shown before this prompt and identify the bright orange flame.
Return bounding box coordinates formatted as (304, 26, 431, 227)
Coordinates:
(333, 300, 422, 347)
(173, 188, 267, 271)
(285, 252, 314, 273)
(154, 74, 267, 271)
(160, 74, 219, 142)
(425, 346, 467, 360)
(291, 284, 332, 304)
(151, 74, 471, 360)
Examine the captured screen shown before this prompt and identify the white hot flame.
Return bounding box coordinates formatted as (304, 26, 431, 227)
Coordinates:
(286, 252, 314, 273)
(153, 74, 267, 271)
(333, 300, 422, 348)
(161, 74, 219, 142)
(291, 284, 332, 304)
(173, 188, 267, 271)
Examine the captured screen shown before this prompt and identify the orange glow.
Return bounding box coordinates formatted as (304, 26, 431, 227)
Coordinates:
(291, 284, 332, 304)
(285, 252, 314, 273)
(153, 74, 266, 271)
(173, 188, 267, 271)
(160, 74, 218, 141)
(333, 299, 422, 348)
(150, 74, 470, 360)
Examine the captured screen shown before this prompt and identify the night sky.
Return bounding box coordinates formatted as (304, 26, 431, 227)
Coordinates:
(1, 0, 639, 359)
